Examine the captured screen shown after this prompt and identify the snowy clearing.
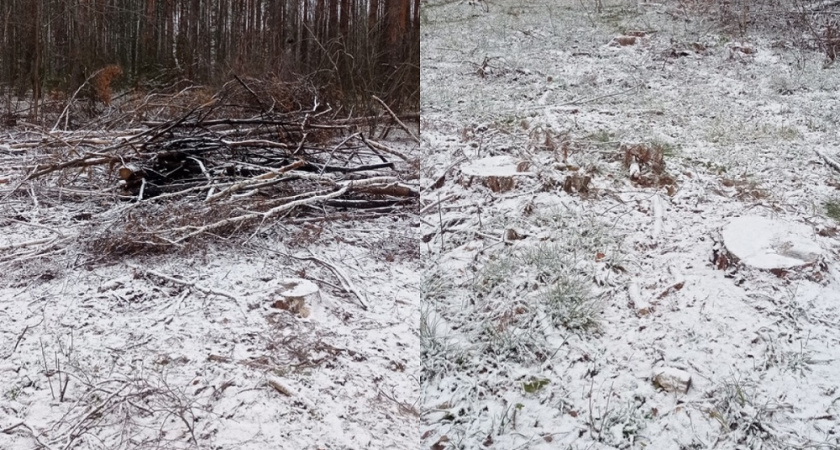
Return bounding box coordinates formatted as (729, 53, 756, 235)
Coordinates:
(421, 1, 840, 449)
(0, 134, 420, 449)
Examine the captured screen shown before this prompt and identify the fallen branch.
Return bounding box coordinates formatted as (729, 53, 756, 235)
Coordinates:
(816, 149, 840, 173)
(291, 253, 369, 310)
(170, 184, 350, 243)
(253, 246, 369, 310)
(127, 264, 238, 301)
(354, 182, 420, 198)
(26, 154, 120, 180)
(207, 159, 306, 202)
(0, 237, 59, 252)
(373, 95, 420, 144)
(359, 134, 414, 163)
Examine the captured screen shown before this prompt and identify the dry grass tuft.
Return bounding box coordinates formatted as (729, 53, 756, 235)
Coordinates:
(622, 143, 676, 192)
(622, 143, 665, 175)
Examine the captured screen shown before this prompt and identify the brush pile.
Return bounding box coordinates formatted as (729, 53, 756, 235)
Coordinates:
(0, 78, 419, 262)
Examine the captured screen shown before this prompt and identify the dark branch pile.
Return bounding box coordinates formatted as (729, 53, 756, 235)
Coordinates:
(0, 79, 419, 262)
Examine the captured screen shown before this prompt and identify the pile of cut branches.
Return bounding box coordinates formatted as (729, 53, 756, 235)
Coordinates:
(0, 79, 419, 262)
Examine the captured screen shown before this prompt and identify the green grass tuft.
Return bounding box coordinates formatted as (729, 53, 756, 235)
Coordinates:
(542, 276, 601, 331)
(825, 199, 840, 221)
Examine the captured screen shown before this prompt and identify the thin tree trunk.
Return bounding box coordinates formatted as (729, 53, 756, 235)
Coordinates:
(32, 0, 41, 121)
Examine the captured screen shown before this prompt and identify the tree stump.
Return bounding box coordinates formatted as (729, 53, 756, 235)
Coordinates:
(460, 156, 533, 193)
(268, 278, 320, 318)
(711, 216, 827, 282)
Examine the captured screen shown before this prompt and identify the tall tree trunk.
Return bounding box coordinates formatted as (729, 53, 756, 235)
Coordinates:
(369, 0, 380, 32)
(32, 0, 41, 121)
(340, 0, 351, 39)
(328, 0, 339, 41)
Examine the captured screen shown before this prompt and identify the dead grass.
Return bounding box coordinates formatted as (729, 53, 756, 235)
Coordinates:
(720, 177, 769, 201)
(622, 143, 677, 193)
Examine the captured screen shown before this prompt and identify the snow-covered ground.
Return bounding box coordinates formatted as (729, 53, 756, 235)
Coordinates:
(421, 0, 840, 448)
(0, 145, 420, 447)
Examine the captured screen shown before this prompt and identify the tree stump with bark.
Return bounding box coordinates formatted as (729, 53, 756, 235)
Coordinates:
(460, 156, 534, 193)
(711, 216, 827, 282)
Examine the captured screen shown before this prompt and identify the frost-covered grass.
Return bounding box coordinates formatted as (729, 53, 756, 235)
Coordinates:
(705, 376, 795, 449)
(541, 276, 599, 331)
(824, 198, 840, 222)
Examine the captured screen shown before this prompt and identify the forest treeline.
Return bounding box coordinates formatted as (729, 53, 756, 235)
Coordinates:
(0, 0, 419, 118)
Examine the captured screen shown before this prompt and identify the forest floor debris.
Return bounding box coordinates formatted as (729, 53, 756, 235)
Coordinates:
(0, 79, 420, 449)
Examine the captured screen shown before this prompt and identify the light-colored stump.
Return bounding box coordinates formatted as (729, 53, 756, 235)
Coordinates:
(460, 155, 534, 193)
(268, 278, 320, 318)
(712, 216, 826, 282)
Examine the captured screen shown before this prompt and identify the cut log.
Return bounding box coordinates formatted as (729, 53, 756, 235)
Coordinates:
(117, 164, 141, 181)
(712, 216, 827, 282)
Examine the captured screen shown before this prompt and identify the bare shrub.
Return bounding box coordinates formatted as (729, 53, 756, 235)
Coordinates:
(93, 65, 123, 105)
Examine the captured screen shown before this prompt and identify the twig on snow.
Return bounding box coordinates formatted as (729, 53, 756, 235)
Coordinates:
(294, 253, 369, 311)
(1, 325, 31, 359)
(815, 149, 840, 173)
(127, 264, 248, 320)
(423, 157, 467, 192)
(420, 194, 457, 215)
(127, 264, 237, 301)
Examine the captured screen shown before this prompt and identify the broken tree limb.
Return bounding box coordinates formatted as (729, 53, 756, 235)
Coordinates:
(207, 160, 306, 202)
(220, 138, 293, 149)
(354, 182, 420, 198)
(233, 74, 268, 113)
(26, 154, 121, 180)
(373, 95, 420, 144)
(170, 184, 351, 243)
(358, 134, 414, 163)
